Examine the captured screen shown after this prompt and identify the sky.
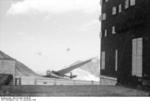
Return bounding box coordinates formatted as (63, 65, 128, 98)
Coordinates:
(0, 0, 101, 74)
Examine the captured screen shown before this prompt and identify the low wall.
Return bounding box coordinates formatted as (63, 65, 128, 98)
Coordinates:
(100, 76, 117, 85)
(15, 77, 100, 85)
(35, 78, 100, 85)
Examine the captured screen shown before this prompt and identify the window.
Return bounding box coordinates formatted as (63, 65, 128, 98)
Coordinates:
(125, 0, 129, 9)
(112, 26, 116, 34)
(101, 51, 105, 70)
(99, 15, 102, 21)
(105, 0, 108, 2)
(132, 38, 143, 77)
(118, 4, 122, 13)
(115, 50, 118, 71)
(102, 13, 106, 20)
(100, 0, 102, 5)
(112, 6, 117, 15)
(130, 0, 136, 6)
(102, 0, 108, 3)
(99, 32, 102, 38)
(104, 29, 107, 37)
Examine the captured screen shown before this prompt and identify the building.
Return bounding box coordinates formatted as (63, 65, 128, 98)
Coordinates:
(0, 51, 38, 85)
(100, 0, 150, 86)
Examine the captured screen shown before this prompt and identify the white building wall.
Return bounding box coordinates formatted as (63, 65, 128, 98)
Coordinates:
(0, 60, 16, 85)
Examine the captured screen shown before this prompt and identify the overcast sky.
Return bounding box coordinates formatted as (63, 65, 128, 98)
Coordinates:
(0, 0, 101, 74)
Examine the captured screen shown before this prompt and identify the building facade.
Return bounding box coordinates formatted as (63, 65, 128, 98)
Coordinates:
(100, 0, 150, 85)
